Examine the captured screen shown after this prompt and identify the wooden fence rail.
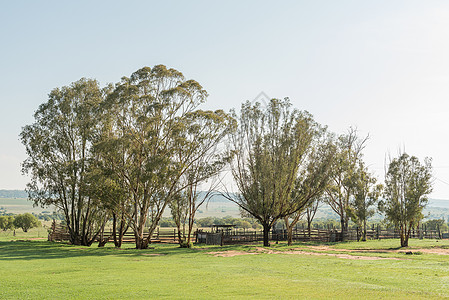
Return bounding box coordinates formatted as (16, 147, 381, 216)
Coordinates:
(48, 220, 448, 246)
(198, 226, 448, 246)
(48, 222, 196, 244)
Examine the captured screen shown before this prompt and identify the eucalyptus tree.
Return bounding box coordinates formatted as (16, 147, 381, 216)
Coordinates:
(169, 110, 234, 247)
(90, 102, 133, 248)
(326, 128, 368, 240)
(100, 65, 217, 249)
(380, 153, 432, 247)
(227, 98, 319, 247)
(351, 162, 382, 241)
(84, 166, 130, 247)
(21, 78, 108, 246)
(283, 137, 335, 245)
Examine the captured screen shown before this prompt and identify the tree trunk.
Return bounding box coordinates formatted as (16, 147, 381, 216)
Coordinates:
(400, 223, 409, 247)
(400, 235, 408, 247)
(362, 219, 367, 242)
(284, 217, 293, 246)
(307, 221, 312, 238)
(112, 214, 122, 248)
(186, 217, 194, 247)
(340, 218, 346, 241)
(134, 227, 147, 249)
(177, 228, 184, 246)
(262, 223, 271, 247)
(135, 235, 150, 249)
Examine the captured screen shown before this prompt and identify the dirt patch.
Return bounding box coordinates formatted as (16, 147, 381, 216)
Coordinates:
(208, 251, 259, 257)
(290, 251, 403, 260)
(293, 246, 449, 255)
(401, 248, 449, 255)
(208, 245, 449, 259)
(258, 247, 403, 260)
(141, 253, 166, 256)
(255, 247, 278, 254)
(295, 245, 449, 256)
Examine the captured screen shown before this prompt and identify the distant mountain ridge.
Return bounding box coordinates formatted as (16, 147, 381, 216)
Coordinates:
(2, 189, 449, 211)
(0, 190, 28, 198)
(427, 199, 449, 209)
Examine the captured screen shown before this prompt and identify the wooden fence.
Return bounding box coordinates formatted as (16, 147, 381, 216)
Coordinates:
(48, 221, 196, 244)
(48, 221, 70, 242)
(102, 228, 197, 244)
(197, 225, 448, 246)
(48, 220, 448, 246)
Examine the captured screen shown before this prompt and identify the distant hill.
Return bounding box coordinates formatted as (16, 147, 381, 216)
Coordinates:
(427, 199, 449, 209)
(1, 190, 449, 221)
(0, 190, 28, 198)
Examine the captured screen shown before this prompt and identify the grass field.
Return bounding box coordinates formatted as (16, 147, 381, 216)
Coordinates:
(1, 232, 449, 299)
(0, 198, 52, 214)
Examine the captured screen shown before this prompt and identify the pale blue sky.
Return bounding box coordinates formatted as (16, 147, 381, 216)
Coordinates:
(1, 1, 449, 198)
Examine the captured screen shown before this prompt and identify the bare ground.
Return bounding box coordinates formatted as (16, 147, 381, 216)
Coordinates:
(294, 245, 449, 255)
(208, 247, 404, 260)
(208, 251, 259, 257)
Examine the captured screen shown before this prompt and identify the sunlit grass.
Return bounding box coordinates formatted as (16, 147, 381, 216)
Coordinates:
(1, 238, 449, 299)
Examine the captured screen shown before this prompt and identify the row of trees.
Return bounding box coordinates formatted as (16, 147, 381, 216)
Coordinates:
(22, 66, 233, 248)
(0, 213, 40, 232)
(21, 64, 433, 248)
(225, 99, 432, 247)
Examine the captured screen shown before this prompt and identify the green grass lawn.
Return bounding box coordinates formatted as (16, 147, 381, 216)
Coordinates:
(0, 225, 50, 242)
(1, 236, 449, 299)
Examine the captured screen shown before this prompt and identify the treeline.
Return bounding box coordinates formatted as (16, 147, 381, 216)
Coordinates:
(21, 64, 433, 248)
(0, 209, 57, 221)
(0, 213, 40, 232)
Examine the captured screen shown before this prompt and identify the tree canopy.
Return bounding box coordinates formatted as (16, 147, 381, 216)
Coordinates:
(13, 213, 40, 232)
(226, 98, 321, 246)
(380, 153, 433, 247)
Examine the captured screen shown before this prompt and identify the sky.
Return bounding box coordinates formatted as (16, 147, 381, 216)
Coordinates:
(1, 1, 449, 198)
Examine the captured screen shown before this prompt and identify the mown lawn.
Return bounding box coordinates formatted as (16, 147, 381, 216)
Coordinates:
(0, 237, 449, 299)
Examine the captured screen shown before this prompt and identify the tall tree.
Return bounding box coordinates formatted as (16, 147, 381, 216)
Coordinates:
(21, 78, 108, 246)
(351, 162, 382, 241)
(226, 98, 319, 246)
(326, 128, 368, 241)
(99, 65, 215, 249)
(380, 153, 432, 247)
(169, 110, 234, 247)
(90, 109, 133, 248)
(283, 137, 335, 246)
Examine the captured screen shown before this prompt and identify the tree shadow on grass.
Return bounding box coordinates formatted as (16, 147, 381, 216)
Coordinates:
(0, 240, 201, 261)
